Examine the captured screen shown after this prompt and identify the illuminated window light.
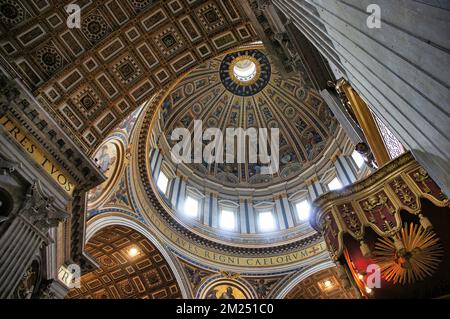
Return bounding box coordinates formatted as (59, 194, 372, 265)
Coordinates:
(296, 200, 311, 222)
(258, 211, 276, 232)
(184, 196, 199, 218)
(220, 210, 236, 231)
(233, 59, 257, 82)
(352, 150, 365, 168)
(157, 171, 169, 195)
(328, 177, 343, 191)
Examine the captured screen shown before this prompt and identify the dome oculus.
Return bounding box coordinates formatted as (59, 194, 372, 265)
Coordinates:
(220, 50, 271, 97)
(232, 57, 258, 83)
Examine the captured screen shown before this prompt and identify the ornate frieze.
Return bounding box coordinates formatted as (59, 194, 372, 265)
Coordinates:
(409, 167, 447, 202)
(0, 74, 104, 191)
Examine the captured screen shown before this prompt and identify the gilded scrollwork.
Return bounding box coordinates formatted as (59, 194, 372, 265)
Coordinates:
(337, 203, 363, 240)
(389, 177, 418, 211)
(409, 168, 449, 204)
(320, 211, 340, 258)
(361, 194, 388, 212)
(312, 152, 447, 260)
(412, 168, 431, 194)
(359, 192, 398, 234)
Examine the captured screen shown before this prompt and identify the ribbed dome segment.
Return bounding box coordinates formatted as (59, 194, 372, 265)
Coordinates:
(159, 48, 339, 187)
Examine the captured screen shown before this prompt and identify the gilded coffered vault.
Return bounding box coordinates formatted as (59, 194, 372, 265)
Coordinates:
(67, 225, 182, 299)
(284, 267, 358, 299)
(0, 0, 259, 153)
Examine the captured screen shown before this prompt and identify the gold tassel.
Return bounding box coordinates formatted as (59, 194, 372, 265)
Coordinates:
(419, 214, 433, 231)
(360, 241, 371, 257)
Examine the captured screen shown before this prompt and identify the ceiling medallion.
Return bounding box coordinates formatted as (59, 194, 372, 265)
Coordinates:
(220, 49, 271, 97)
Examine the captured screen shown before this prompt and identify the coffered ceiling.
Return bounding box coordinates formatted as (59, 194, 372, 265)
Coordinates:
(67, 225, 182, 299)
(0, 0, 259, 153)
(285, 267, 358, 299)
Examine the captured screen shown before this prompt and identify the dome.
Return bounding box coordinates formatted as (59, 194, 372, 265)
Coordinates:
(158, 48, 339, 188)
(136, 45, 350, 248)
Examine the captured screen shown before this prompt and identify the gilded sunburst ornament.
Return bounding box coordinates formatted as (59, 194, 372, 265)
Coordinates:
(373, 223, 443, 285)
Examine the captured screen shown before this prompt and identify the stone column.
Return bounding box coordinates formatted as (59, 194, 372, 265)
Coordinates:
(306, 176, 325, 201)
(246, 200, 257, 234)
(153, 152, 163, 180)
(203, 191, 212, 226)
(274, 192, 295, 229)
(238, 197, 248, 234)
(0, 181, 68, 298)
(281, 193, 296, 228)
(149, 148, 160, 173)
(170, 175, 181, 209)
(320, 89, 365, 146)
(177, 175, 187, 215)
(274, 194, 287, 230)
(210, 192, 219, 229)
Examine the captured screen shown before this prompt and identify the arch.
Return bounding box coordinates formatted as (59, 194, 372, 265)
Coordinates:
(274, 260, 335, 299)
(85, 214, 190, 298)
(274, 260, 358, 299)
